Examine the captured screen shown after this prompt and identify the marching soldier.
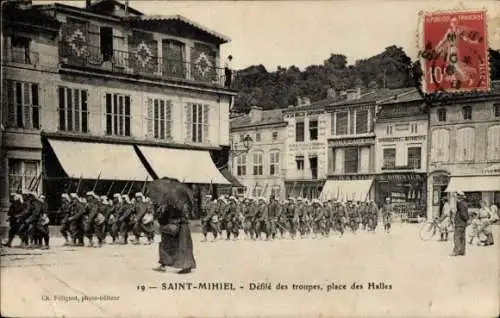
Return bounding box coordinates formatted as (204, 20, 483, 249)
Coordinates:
(225, 196, 240, 240)
(59, 193, 73, 245)
(286, 198, 299, 239)
(367, 200, 379, 232)
(267, 196, 280, 240)
(84, 191, 100, 247)
(242, 198, 255, 239)
(254, 198, 269, 240)
(109, 194, 122, 244)
(118, 194, 134, 244)
(332, 201, 345, 237)
(132, 192, 154, 245)
(68, 194, 86, 246)
(277, 200, 289, 239)
(3, 193, 24, 248)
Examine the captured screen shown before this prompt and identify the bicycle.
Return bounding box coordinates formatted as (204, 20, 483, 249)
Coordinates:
(419, 217, 454, 241)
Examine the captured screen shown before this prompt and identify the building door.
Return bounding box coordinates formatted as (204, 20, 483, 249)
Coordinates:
(100, 27, 113, 62)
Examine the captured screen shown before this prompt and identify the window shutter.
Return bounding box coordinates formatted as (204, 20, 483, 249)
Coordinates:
(166, 100, 172, 139)
(74, 88, 81, 132)
(23, 83, 32, 128)
(6, 80, 14, 126)
(145, 97, 153, 137)
(203, 104, 209, 143)
(184, 103, 191, 142)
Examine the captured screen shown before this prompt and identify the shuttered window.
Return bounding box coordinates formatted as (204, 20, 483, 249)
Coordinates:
(336, 111, 348, 135)
(456, 127, 475, 162)
(5, 80, 40, 129)
(105, 93, 131, 136)
(146, 98, 172, 140)
(432, 129, 450, 162)
(58, 86, 88, 133)
(487, 125, 500, 161)
(253, 152, 263, 176)
(269, 151, 280, 176)
(186, 103, 209, 143)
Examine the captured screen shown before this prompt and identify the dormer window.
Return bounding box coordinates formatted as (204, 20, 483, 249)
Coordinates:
(437, 108, 447, 122)
(462, 106, 472, 120)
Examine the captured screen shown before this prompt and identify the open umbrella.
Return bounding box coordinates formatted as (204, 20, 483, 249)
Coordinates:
(146, 177, 194, 218)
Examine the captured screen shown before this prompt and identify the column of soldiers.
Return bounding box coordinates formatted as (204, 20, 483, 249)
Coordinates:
(201, 194, 381, 242)
(3, 190, 157, 249)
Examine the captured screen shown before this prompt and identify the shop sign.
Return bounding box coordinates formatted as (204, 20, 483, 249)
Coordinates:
(329, 137, 375, 147)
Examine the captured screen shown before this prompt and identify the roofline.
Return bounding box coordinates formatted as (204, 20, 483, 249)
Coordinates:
(34, 3, 123, 23)
(90, 0, 144, 15)
(230, 121, 287, 131)
(123, 14, 231, 44)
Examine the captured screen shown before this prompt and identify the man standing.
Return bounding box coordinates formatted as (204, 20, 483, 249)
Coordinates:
(224, 55, 233, 87)
(451, 191, 469, 256)
(382, 197, 393, 234)
(3, 193, 24, 248)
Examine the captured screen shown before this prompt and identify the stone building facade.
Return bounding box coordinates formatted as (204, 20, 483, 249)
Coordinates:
(1, 0, 237, 221)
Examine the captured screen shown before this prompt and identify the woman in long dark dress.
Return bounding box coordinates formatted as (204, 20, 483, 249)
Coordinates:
(155, 202, 196, 273)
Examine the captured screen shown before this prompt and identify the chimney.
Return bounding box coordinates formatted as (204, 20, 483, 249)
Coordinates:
(85, 0, 92, 8)
(124, 0, 129, 16)
(296, 96, 302, 106)
(249, 106, 263, 123)
(327, 88, 336, 99)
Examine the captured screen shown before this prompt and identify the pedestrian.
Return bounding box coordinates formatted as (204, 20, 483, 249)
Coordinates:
(3, 193, 23, 248)
(224, 55, 233, 87)
(438, 197, 454, 242)
(451, 191, 469, 256)
(382, 197, 393, 233)
(155, 200, 196, 274)
(476, 201, 498, 246)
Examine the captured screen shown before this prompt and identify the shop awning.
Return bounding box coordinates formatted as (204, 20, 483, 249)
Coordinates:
(320, 179, 374, 201)
(445, 176, 500, 192)
(137, 146, 230, 184)
(220, 168, 244, 187)
(48, 139, 151, 180)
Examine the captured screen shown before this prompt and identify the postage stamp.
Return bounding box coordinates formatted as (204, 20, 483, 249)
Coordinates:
(419, 10, 490, 94)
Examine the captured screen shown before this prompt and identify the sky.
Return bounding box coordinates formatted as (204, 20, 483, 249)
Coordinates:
(35, 0, 500, 71)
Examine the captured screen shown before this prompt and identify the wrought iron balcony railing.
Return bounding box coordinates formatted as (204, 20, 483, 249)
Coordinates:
(59, 43, 231, 88)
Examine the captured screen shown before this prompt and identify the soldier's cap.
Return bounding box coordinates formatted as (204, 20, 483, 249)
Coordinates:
(205, 194, 212, 199)
(69, 193, 78, 199)
(13, 194, 23, 202)
(10, 192, 17, 197)
(113, 193, 121, 198)
(40, 195, 46, 200)
(100, 195, 107, 201)
(78, 197, 87, 203)
(212, 199, 218, 204)
(229, 196, 237, 202)
(456, 191, 465, 197)
(385, 197, 391, 201)
(86, 191, 99, 199)
(61, 193, 70, 200)
(144, 197, 151, 203)
(21, 189, 31, 195)
(101, 198, 108, 205)
(135, 192, 144, 198)
(296, 197, 303, 201)
(312, 198, 321, 205)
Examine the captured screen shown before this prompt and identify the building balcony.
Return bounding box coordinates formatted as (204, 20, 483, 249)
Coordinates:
(59, 43, 232, 89)
(286, 169, 319, 180)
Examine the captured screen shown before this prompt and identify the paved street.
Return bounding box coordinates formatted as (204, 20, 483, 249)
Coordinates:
(1, 223, 498, 318)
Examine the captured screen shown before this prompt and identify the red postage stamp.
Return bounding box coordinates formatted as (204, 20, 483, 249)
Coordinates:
(420, 10, 489, 94)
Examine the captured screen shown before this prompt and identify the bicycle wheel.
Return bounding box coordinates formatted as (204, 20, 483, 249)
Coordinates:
(419, 221, 437, 241)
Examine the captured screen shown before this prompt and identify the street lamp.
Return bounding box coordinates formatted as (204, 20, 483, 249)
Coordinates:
(230, 134, 253, 156)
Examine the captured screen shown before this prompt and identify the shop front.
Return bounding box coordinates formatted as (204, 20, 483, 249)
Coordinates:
(376, 172, 426, 219)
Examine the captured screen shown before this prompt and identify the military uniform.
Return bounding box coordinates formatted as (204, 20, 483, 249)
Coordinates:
(3, 194, 24, 248)
(69, 196, 86, 246)
(59, 194, 72, 245)
(118, 195, 134, 244)
(267, 198, 280, 239)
